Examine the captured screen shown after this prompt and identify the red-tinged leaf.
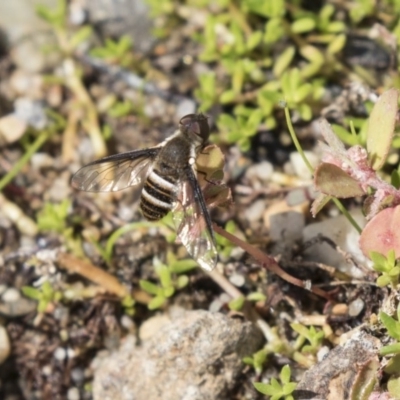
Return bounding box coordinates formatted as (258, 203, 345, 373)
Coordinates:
(367, 88, 398, 170)
(360, 205, 400, 259)
(314, 163, 364, 198)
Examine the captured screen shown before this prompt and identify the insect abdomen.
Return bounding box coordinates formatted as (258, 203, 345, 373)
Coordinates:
(140, 170, 175, 221)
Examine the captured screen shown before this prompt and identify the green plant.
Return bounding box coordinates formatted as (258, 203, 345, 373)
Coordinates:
(370, 250, 400, 288)
(243, 348, 268, 375)
(228, 291, 266, 311)
(380, 304, 400, 356)
(90, 36, 134, 67)
(37, 0, 106, 157)
(253, 365, 297, 400)
(22, 281, 62, 313)
(139, 255, 198, 310)
(291, 323, 324, 355)
(37, 199, 83, 256)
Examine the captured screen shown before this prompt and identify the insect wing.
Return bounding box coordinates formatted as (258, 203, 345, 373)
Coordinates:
(71, 148, 160, 192)
(172, 167, 218, 271)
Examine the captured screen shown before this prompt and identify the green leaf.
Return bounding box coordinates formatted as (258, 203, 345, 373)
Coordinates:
(158, 265, 172, 288)
(228, 296, 245, 311)
(148, 296, 166, 310)
(220, 90, 236, 104)
(280, 364, 291, 384)
(163, 286, 175, 298)
(22, 286, 41, 300)
(264, 18, 285, 44)
(247, 292, 267, 302)
(380, 311, 400, 340)
(247, 31, 263, 50)
(245, 0, 285, 18)
(380, 342, 400, 356)
(291, 17, 316, 33)
(253, 382, 278, 395)
(139, 280, 161, 296)
(176, 275, 189, 289)
(273, 46, 295, 77)
(70, 26, 93, 49)
(169, 259, 198, 274)
(376, 274, 392, 287)
(327, 33, 346, 54)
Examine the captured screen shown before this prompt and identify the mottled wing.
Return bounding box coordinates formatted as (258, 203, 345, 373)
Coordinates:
(71, 148, 160, 192)
(172, 166, 217, 271)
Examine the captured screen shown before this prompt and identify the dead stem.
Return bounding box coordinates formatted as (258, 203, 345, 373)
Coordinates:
(57, 252, 128, 298)
(213, 223, 332, 300)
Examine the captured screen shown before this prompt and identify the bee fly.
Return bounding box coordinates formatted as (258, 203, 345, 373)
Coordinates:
(71, 113, 218, 271)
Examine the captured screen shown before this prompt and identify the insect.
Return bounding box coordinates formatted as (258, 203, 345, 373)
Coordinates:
(71, 113, 218, 271)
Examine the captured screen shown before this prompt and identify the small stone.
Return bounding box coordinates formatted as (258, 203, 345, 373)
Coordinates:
(14, 98, 48, 129)
(244, 199, 265, 223)
(1, 287, 21, 303)
(331, 303, 348, 315)
(0, 114, 27, 144)
(176, 98, 196, 117)
(67, 387, 80, 400)
(0, 325, 11, 365)
(71, 367, 85, 385)
(246, 161, 274, 182)
(229, 273, 245, 287)
(54, 347, 66, 361)
(348, 298, 364, 317)
(289, 151, 319, 180)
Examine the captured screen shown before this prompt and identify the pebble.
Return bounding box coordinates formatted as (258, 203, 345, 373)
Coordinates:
(245, 161, 274, 182)
(348, 298, 364, 317)
(31, 153, 55, 169)
(288, 151, 319, 180)
(331, 303, 348, 315)
(244, 199, 266, 223)
(229, 273, 245, 287)
(67, 387, 80, 400)
(1, 287, 21, 303)
(71, 367, 85, 384)
(0, 114, 27, 144)
(14, 98, 48, 129)
(0, 325, 11, 365)
(54, 347, 67, 361)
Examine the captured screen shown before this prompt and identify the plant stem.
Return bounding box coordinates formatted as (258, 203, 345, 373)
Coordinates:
(213, 223, 331, 300)
(0, 130, 51, 192)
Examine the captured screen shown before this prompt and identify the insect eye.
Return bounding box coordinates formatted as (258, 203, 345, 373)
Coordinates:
(180, 113, 210, 140)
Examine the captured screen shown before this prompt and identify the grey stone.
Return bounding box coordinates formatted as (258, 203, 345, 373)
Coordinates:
(93, 310, 263, 400)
